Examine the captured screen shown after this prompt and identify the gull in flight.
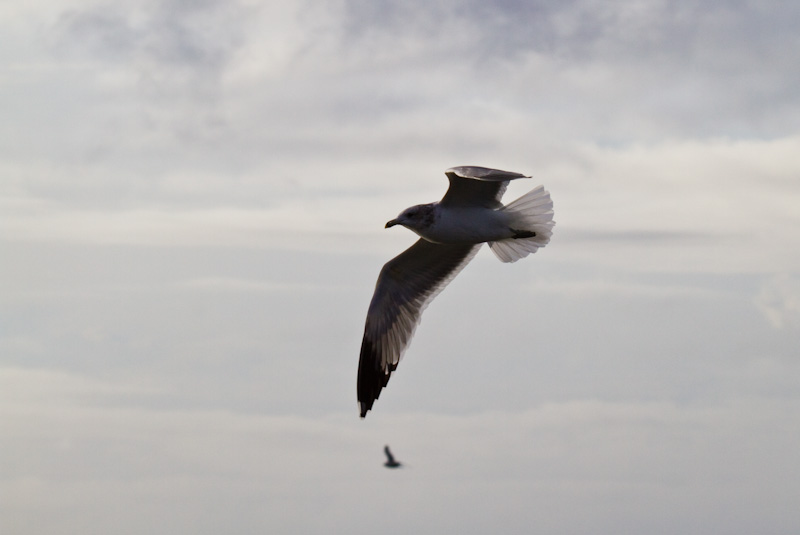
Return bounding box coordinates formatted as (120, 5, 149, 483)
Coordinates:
(383, 445, 402, 468)
(357, 166, 554, 418)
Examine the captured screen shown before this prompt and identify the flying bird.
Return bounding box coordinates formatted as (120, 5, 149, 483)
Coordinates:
(357, 166, 555, 418)
(384, 445, 402, 468)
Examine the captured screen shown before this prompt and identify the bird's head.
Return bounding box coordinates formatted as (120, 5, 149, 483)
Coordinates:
(386, 203, 436, 231)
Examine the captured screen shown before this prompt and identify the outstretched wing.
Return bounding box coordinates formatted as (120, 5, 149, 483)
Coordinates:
(357, 238, 481, 417)
(384, 445, 396, 463)
(441, 166, 530, 208)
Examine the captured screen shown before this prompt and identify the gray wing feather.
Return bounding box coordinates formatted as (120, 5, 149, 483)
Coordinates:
(357, 239, 481, 417)
(441, 166, 530, 208)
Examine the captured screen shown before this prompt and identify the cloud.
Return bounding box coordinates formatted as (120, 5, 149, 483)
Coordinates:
(3, 3, 800, 533)
(525, 276, 726, 301)
(52, 0, 250, 85)
(4, 136, 798, 273)
(176, 276, 344, 294)
(334, 0, 800, 140)
(4, 0, 798, 220)
(756, 273, 800, 329)
(3, 367, 799, 534)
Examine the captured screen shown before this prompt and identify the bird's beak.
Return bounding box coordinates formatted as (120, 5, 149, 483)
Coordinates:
(385, 219, 398, 228)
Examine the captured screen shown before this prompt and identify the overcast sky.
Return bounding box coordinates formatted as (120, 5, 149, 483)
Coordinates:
(2, 1, 800, 533)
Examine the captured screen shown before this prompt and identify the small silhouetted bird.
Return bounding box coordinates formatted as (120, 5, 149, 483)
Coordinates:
(383, 445, 402, 468)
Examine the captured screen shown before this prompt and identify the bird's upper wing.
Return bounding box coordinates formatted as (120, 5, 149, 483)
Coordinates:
(358, 238, 481, 417)
(440, 166, 530, 208)
(384, 446, 395, 463)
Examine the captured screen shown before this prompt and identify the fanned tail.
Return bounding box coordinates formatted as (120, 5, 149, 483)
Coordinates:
(489, 185, 554, 263)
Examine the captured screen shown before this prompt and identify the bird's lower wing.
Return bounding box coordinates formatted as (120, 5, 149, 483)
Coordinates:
(357, 239, 481, 417)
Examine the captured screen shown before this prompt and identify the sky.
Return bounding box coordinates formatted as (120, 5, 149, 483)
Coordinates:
(2, 0, 800, 533)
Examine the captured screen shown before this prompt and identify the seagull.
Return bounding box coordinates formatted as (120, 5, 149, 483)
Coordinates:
(357, 166, 554, 418)
(384, 445, 402, 468)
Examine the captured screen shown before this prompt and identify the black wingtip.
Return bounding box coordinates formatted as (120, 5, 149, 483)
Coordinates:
(357, 335, 391, 419)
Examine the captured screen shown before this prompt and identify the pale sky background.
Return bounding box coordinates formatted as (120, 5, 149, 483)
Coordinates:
(2, 0, 800, 533)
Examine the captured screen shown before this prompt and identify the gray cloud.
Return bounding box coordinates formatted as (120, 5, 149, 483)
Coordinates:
(3, 369, 799, 534)
(756, 273, 800, 329)
(2, 0, 793, 214)
(53, 0, 248, 82)
(2, 2, 800, 533)
(334, 0, 800, 139)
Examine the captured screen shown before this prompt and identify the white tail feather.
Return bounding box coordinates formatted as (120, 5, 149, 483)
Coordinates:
(489, 185, 555, 263)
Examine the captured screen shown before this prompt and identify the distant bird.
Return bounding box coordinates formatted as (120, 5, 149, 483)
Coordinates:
(383, 445, 402, 468)
(357, 166, 555, 417)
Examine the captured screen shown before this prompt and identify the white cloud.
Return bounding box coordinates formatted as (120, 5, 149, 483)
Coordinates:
(756, 273, 800, 329)
(4, 136, 798, 276)
(525, 276, 726, 301)
(2, 368, 799, 534)
(2, 2, 800, 533)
